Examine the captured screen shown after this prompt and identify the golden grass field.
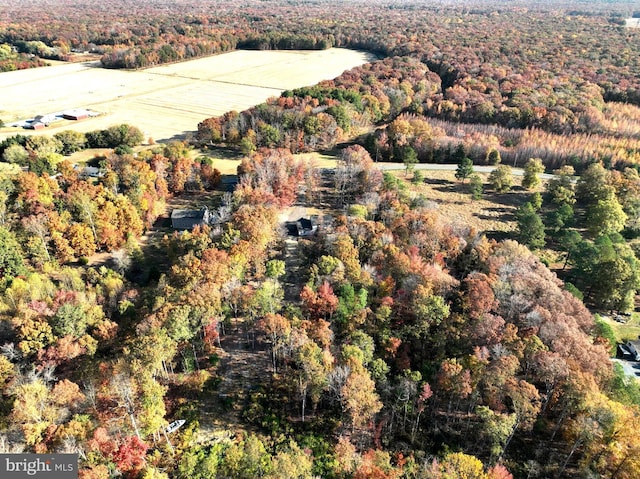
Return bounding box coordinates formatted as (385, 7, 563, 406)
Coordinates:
(0, 48, 375, 142)
(394, 169, 527, 236)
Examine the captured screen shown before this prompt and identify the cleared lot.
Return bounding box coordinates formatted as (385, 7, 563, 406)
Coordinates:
(0, 48, 375, 142)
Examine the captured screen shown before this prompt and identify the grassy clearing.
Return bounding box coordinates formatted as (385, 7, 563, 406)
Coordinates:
(196, 146, 244, 175)
(195, 149, 341, 175)
(603, 314, 640, 342)
(66, 148, 113, 165)
(294, 151, 340, 168)
(400, 169, 535, 238)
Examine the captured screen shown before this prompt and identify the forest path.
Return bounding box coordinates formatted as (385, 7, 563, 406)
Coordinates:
(196, 175, 338, 441)
(282, 237, 303, 302)
(197, 319, 271, 441)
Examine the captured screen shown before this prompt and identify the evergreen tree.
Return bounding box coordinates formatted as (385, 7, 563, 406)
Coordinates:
(455, 157, 474, 183)
(530, 191, 543, 210)
(545, 166, 576, 206)
(572, 235, 640, 311)
(576, 163, 610, 205)
(403, 146, 418, 177)
(516, 202, 545, 249)
(452, 143, 466, 163)
(486, 148, 501, 165)
(585, 192, 627, 237)
(547, 203, 575, 236)
(469, 174, 483, 200)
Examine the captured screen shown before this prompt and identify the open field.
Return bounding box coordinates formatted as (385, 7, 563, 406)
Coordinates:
(0, 48, 375, 143)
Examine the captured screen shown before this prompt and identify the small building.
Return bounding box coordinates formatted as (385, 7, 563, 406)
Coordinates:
(171, 207, 210, 230)
(28, 122, 46, 130)
(33, 114, 58, 125)
(296, 217, 317, 236)
(62, 109, 91, 121)
(79, 166, 105, 178)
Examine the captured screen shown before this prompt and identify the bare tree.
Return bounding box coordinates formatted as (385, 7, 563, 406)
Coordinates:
(0, 343, 20, 361)
(22, 214, 51, 262)
(110, 373, 141, 439)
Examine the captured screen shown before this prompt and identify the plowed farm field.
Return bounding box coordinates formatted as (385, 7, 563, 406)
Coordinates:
(0, 49, 375, 142)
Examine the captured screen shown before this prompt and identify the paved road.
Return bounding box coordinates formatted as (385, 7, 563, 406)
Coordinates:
(374, 162, 555, 180)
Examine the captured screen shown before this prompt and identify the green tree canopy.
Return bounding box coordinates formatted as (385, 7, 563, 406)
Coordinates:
(585, 191, 627, 237)
(576, 162, 611, 205)
(486, 148, 501, 165)
(522, 157, 544, 190)
(2, 144, 29, 164)
(0, 227, 27, 280)
(455, 157, 474, 183)
(572, 235, 640, 311)
(546, 203, 574, 235)
(545, 165, 576, 206)
(469, 174, 483, 200)
(516, 202, 545, 250)
(265, 259, 286, 279)
(54, 130, 87, 155)
(488, 165, 513, 193)
(402, 146, 418, 176)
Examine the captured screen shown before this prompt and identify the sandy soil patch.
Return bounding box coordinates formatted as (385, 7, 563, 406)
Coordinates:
(0, 49, 375, 143)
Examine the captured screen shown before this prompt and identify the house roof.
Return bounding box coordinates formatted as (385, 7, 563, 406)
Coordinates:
(78, 166, 104, 178)
(297, 217, 314, 230)
(171, 208, 209, 230)
(62, 108, 92, 118)
(171, 209, 207, 220)
(33, 114, 58, 124)
(621, 340, 640, 361)
(628, 340, 640, 351)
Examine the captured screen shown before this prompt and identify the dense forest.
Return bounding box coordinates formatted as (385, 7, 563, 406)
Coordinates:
(2, 0, 640, 478)
(0, 0, 639, 107)
(3, 139, 640, 478)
